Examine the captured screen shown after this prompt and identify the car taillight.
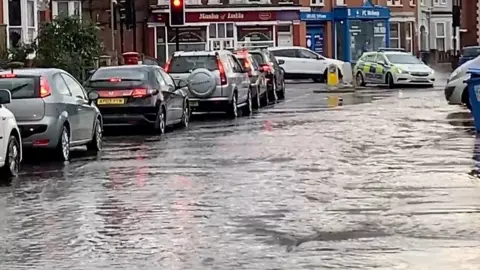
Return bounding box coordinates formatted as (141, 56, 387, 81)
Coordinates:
(40, 77, 51, 98)
(217, 57, 227, 85)
(109, 77, 121, 82)
(131, 88, 147, 98)
(0, 73, 16, 78)
(164, 59, 172, 73)
(260, 64, 272, 73)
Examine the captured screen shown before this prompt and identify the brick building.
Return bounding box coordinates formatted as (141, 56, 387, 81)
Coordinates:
(380, 0, 416, 53)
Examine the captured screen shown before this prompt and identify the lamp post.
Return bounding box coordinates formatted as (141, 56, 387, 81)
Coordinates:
(452, 0, 461, 68)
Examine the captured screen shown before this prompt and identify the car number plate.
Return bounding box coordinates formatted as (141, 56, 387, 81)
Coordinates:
(97, 98, 125, 105)
(189, 101, 199, 107)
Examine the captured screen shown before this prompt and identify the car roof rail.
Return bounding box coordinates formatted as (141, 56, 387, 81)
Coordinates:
(4, 61, 25, 73)
(378, 47, 406, 52)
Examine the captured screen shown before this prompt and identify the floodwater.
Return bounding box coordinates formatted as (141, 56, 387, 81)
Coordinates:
(1, 79, 480, 270)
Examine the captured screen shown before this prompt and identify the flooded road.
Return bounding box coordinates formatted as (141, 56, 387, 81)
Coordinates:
(2, 78, 480, 269)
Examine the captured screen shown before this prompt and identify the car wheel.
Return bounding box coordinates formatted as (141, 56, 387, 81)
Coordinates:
(154, 107, 166, 134)
(356, 72, 366, 87)
(181, 101, 190, 128)
(87, 118, 102, 152)
(227, 93, 238, 118)
(243, 89, 253, 116)
(253, 86, 261, 110)
(1, 135, 20, 178)
(55, 125, 70, 161)
(386, 73, 395, 89)
(277, 79, 285, 100)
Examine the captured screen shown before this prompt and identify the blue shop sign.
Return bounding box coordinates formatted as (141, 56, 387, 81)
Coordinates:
(346, 7, 390, 19)
(300, 12, 333, 21)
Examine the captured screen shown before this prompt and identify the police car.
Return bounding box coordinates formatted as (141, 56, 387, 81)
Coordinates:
(354, 49, 435, 88)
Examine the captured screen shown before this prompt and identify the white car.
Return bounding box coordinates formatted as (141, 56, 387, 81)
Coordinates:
(0, 89, 22, 178)
(444, 56, 480, 110)
(354, 51, 435, 88)
(268, 46, 352, 84)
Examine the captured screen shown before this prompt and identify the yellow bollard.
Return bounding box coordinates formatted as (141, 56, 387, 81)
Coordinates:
(327, 64, 339, 87)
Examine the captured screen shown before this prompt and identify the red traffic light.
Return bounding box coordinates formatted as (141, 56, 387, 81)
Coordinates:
(172, 0, 182, 7)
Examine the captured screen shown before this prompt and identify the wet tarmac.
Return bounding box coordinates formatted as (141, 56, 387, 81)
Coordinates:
(2, 75, 480, 270)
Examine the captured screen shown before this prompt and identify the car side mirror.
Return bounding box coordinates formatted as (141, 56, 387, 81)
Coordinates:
(88, 91, 99, 102)
(0, 89, 11, 104)
(278, 59, 285, 65)
(176, 79, 188, 89)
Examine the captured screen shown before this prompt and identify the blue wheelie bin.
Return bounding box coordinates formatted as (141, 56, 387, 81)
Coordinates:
(466, 68, 480, 132)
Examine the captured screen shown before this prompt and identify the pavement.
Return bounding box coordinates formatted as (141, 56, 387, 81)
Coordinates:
(2, 70, 480, 270)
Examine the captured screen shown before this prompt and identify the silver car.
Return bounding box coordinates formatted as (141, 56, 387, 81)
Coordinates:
(165, 50, 251, 118)
(0, 68, 103, 161)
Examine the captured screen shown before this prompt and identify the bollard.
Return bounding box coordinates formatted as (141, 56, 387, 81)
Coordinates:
(466, 68, 480, 132)
(327, 64, 339, 87)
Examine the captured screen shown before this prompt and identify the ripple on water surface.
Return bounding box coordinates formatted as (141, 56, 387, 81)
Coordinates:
(1, 90, 480, 269)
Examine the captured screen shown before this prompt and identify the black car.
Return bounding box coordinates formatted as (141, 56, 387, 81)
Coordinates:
(249, 49, 286, 101)
(84, 65, 190, 134)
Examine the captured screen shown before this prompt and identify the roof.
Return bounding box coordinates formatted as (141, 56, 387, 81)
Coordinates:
(0, 68, 63, 76)
(172, 50, 232, 56)
(268, 46, 303, 51)
(96, 65, 156, 71)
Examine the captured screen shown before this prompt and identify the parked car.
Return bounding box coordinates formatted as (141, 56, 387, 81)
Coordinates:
(84, 65, 190, 133)
(0, 68, 102, 161)
(458, 46, 480, 68)
(354, 50, 434, 88)
(165, 50, 252, 118)
(268, 46, 352, 84)
(249, 48, 285, 101)
(445, 56, 480, 110)
(0, 89, 22, 178)
(233, 50, 268, 108)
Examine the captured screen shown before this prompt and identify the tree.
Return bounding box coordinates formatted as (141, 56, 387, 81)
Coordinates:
(35, 15, 102, 80)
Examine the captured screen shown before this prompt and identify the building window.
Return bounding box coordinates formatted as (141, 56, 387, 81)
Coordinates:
(433, 0, 446, 6)
(435, 22, 446, 51)
(409, 0, 415, 6)
(310, 0, 324, 6)
(52, 1, 82, 18)
(237, 25, 274, 49)
(405, 22, 413, 52)
(7, 0, 38, 47)
(390, 23, 400, 48)
(277, 25, 292, 46)
(336, 0, 345, 5)
(420, 0, 424, 5)
(387, 0, 402, 6)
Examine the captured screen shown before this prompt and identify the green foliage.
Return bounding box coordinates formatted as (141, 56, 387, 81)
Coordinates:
(35, 15, 102, 80)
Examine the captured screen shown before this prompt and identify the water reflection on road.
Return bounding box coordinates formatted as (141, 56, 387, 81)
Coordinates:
(1, 84, 480, 269)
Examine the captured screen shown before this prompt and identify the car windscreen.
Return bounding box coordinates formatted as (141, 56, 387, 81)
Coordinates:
(250, 52, 266, 65)
(87, 68, 147, 88)
(0, 76, 37, 99)
(169, 56, 218, 73)
(462, 47, 480, 57)
(386, 54, 423, 64)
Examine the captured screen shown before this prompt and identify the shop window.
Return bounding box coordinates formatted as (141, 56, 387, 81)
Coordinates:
(435, 22, 446, 51)
(389, 23, 400, 48)
(53, 1, 82, 18)
(156, 26, 207, 65)
(310, 0, 324, 6)
(209, 23, 234, 39)
(349, 20, 386, 62)
(237, 26, 274, 49)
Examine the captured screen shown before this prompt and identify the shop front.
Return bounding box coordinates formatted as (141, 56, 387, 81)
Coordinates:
(300, 12, 333, 58)
(333, 3, 390, 63)
(149, 10, 300, 65)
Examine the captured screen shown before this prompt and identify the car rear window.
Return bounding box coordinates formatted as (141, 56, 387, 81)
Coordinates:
(169, 56, 218, 73)
(462, 47, 480, 57)
(250, 52, 266, 65)
(87, 68, 148, 88)
(0, 77, 37, 99)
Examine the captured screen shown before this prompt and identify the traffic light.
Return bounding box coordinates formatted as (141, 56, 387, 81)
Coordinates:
(169, 0, 185, 27)
(118, 0, 136, 29)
